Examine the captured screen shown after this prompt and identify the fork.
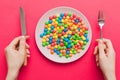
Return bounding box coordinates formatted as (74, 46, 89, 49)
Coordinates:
(98, 10, 105, 39)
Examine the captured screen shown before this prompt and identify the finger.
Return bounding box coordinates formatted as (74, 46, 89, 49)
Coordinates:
(26, 43, 30, 49)
(26, 49, 30, 54)
(94, 46, 98, 55)
(97, 40, 106, 58)
(96, 54, 99, 62)
(97, 62, 99, 67)
(102, 39, 113, 49)
(9, 36, 21, 49)
(27, 54, 30, 57)
(9, 36, 30, 49)
(19, 36, 26, 55)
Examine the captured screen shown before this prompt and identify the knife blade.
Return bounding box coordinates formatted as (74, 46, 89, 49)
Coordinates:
(20, 7, 26, 35)
(20, 6, 27, 66)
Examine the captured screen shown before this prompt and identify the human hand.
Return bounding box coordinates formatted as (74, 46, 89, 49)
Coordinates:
(5, 36, 30, 80)
(94, 39, 116, 80)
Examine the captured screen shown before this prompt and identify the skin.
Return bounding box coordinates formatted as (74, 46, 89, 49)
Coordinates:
(94, 39, 116, 80)
(5, 36, 30, 80)
(5, 37, 116, 80)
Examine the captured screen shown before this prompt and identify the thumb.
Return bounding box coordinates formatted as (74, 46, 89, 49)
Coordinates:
(19, 36, 26, 55)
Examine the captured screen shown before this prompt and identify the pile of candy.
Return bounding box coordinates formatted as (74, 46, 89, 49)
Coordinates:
(40, 13, 89, 58)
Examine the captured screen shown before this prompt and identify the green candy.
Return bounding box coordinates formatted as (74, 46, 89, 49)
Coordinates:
(65, 54, 69, 58)
(73, 50, 77, 54)
(64, 24, 68, 28)
(77, 37, 81, 40)
(82, 46, 85, 50)
(64, 42, 68, 47)
(61, 36, 64, 39)
(59, 53, 63, 57)
(75, 34, 78, 37)
(47, 31, 50, 34)
(85, 31, 88, 34)
(56, 18, 59, 21)
(46, 42, 49, 45)
(71, 48, 75, 52)
(58, 46, 62, 50)
(58, 23, 61, 27)
(84, 41, 87, 45)
(45, 22, 49, 25)
(73, 41, 77, 45)
(72, 36, 76, 40)
(71, 43, 74, 47)
(62, 23, 65, 26)
(63, 46, 66, 49)
(68, 13, 72, 17)
(58, 30, 62, 33)
(42, 42, 46, 47)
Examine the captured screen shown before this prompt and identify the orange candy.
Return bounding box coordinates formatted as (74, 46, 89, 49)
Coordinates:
(69, 53, 73, 57)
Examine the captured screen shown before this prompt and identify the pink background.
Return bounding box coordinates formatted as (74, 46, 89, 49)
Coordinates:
(0, 0, 120, 80)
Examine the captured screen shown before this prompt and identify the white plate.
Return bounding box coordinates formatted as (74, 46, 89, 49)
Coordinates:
(35, 6, 92, 63)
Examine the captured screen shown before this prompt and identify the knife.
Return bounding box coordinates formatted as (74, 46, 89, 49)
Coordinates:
(20, 6, 27, 66)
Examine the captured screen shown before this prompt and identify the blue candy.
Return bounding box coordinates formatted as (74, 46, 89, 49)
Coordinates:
(48, 20, 52, 24)
(49, 36, 53, 40)
(64, 28, 67, 32)
(43, 32, 47, 36)
(59, 17, 63, 20)
(60, 13, 64, 17)
(44, 28, 48, 32)
(40, 34, 43, 38)
(68, 34, 71, 38)
(56, 51, 60, 55)
(51, 26, 54, 30)
(86, 38, 89, 42)
(77, 28, 80, 31)
(84, 34, 87, 37)
(68, 40, 71, 44)
(64, 38, 68, 42)
(66, 50, 70, 54)
(75, 19, 79, 23)
(67, 44, 71, 48)
(54, 48, 57, 52)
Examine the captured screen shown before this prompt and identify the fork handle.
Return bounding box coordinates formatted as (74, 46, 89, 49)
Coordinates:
(100, 28, 103, 39)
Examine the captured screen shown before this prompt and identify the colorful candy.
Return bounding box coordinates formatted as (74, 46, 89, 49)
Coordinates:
(40, 13, 89, 58)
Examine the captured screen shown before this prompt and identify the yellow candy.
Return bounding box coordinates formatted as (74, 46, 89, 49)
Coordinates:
(65, 19, 68, 22)
(54, 45, 58, 48)
(80, 29, 83, 33)
(48, 24, 52, 27)
(73, 25, 77, 30)
(48, 28, 51, 30)
(55, 21, 58, 25)
(61, 19, 64, 23)
(66, 16, 70, 19)
(70, 50, 72, 54)
(54, 35, 58, 39)
(68, 31, 72, 34)
(64, 34, 67, 38)
(52, 19, 55, 22)
(56, 27, 60, 30)
(43, 36, 46, 39)
(81, 35, 86, 40)
(42, 39, 46, 42)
